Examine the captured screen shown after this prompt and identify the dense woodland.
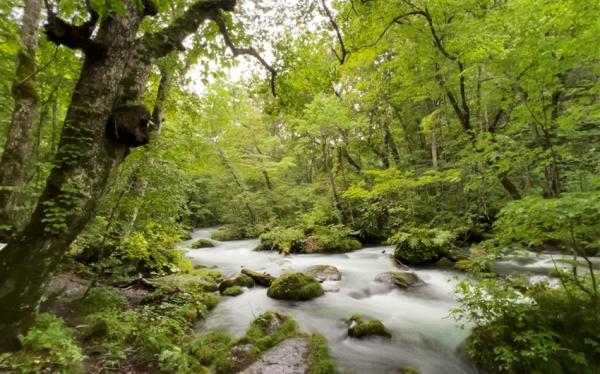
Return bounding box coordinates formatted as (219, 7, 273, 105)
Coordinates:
(0, 0, 599, 373)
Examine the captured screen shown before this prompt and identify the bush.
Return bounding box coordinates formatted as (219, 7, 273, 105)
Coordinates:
(256, 227, 305, 254)
(304, 225, 362, 253)
(454, 278, 600, 373)
(211, 225, 258, 241)
(0, 314, 84, 373)
(388, 227, 456, 265)
(493, 192, 600, 255)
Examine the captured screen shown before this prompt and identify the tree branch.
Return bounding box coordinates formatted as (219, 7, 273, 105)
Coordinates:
(210, 13, 277, 97)
(320, 0, 348, 64)
(143, 0, 237, 59)
(43, 0, 102, 58)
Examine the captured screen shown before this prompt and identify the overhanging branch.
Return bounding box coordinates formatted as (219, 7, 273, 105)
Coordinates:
(211, 13, 277, 97)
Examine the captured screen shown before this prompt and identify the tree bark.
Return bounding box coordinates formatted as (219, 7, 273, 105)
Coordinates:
(0, 0, 238, 351)
(0, 0, 42, 239)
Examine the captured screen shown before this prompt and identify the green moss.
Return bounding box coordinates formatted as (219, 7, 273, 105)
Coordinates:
(347, 315, 391, 339)
(219, 274, 255, 292)
(391, 272, 420, 288)
(241, 268, 275, 286)
(256, 227, 305, 254)
(307, 334, 336, 374)
(267, 272, 324, 301)
(239, 312, 299, 351)
(188, 331, 232, 366)
(191, 238, 215, 248)
(256, 225, 361, 254)
(389, 227, 455, 265)
(222, 285, 243, 296)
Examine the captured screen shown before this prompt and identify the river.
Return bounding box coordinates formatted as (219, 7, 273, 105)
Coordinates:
(183, 228, 481, 373)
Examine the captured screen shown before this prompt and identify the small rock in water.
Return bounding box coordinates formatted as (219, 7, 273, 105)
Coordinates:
(305, 264, 342, 282)
(347, 314, 392, 339)
(374, 271, 423, 289)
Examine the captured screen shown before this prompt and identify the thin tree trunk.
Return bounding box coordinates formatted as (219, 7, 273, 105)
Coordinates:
(431, 130, 438, 169)
(0, 0, 42, 239)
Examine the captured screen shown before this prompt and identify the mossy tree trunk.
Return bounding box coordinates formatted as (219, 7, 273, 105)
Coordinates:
(0, 0, 43, 239)
(0, 0, 237, 352)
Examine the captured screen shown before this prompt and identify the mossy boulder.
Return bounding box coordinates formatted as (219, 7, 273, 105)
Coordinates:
(222, 286, 243, 296)
(241, 268, 275, 287)
(211, 225, 258, 241)
(256, 227, 305, 254)
(374, 271, 422, 289)
(218, 274, 255, 293)
(256, 225, 361, 254)
(389, 228, 455, 265)
(191, 239, 215, 249)
(347, 315, 391, 339)
(267, 273, 324, 301)
(435, 257, 455, 267)
(305, 265, 342, 282)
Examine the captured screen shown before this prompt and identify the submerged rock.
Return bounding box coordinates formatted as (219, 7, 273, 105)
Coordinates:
(241, 337, 310, 374)
(267, 272, 324, 301)
(190, 238, 215, 249)
(347, 314, 391, 339)
(241, 268, 275, 287)
(305, 265, 342, 282)
(374, 271, 422, 289)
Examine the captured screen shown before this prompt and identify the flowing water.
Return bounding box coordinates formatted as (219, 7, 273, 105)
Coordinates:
(184, 228, 478, 374)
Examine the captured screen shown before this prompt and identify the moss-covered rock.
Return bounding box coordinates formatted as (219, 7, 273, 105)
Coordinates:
(389, 228, 455, 265)
(305, 265, 342, 282)
(218, 274, 255, 293)
(256, 227, 305, 254)
(211, 225, 258, 241)
(267, 273, 324, 301)
(256, 225, 361, 255)
(191, 238, 215, 249)
(374, 271, 422, 289)
(241, 268, 275, 287)
(435, 257, 455, 267)
(222, 286, 243, 296)
(347, 315, 391, 339)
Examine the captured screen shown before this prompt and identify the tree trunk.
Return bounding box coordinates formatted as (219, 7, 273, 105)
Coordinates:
(0, 0, 238, 351)
(0, 0, 42, 239)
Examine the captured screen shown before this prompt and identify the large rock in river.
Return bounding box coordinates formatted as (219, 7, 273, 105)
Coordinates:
(305, 265, 342, 282)
(267, 272, 324, 301)
(374, 271, 422, 289)
(241, 337, 310, 374)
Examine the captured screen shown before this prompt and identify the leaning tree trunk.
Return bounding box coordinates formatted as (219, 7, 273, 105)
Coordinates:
(0, 0, 42, 239)
(0, 0, 238, 351)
